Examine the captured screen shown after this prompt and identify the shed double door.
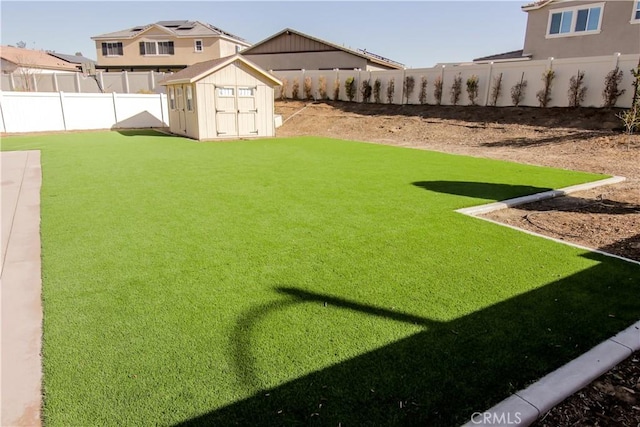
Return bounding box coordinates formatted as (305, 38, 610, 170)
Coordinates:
(215, 86, 258, 137)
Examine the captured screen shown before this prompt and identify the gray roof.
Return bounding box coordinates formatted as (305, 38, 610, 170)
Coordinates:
(47, 52, 96, 65)
(242, 28, 404, 70)
(473, 49, 526, 62)
(92, 20, 249, 45)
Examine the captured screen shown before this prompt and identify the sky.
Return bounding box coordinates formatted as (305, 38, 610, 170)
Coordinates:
(1, 1, 529, 68)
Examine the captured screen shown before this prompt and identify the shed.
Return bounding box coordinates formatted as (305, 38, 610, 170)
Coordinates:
(160, 54, 281, 140)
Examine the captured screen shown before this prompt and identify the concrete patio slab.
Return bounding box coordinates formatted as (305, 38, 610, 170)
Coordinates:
(1, 150, 43, 427)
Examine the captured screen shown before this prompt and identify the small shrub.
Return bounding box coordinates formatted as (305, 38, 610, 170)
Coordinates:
(403, 75, 415, 104)
(617, 107, 640, 135)
(568, 70, 587, 107)
(361, 79, 372, 103)
(466, 75, 479, 106)
(291, 78, 300, 100)
(602, 67, 625, 108)
(450, 74, 462, 106)
(511, 73, 527, 106)
(345, 77, 356, 102)
(419, 76, 428, 105)
(333, 78, 340, 101)
(387, 78, 395, 104)
(434, 76, 443, 105)
(373, 78, 382, 103)
(280, 78, 288, 100)
(489, 73, 503, 106)
(318, 76, 328, 100)
(303, 76, 313, 100)
(536, 69, 555, 108)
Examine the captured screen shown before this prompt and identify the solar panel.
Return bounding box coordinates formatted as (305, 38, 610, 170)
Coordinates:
(157, 20, 188, 28)
(177, 21, 196, 30)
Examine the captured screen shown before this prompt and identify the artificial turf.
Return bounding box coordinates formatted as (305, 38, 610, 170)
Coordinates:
(3, 131, 639, 426)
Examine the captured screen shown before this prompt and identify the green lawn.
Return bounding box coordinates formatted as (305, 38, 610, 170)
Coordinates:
(3, 131, 639, 426)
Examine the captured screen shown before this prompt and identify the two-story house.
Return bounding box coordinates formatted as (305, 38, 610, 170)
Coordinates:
(521, 0, 640, 59)
(91, 20, 251, 72)
(475, 0, 639, 62)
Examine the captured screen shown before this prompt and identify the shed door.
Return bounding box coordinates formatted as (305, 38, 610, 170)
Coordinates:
(215, 87, 237, 137)
(237, 87, 258, 136)
(176, 86, 187, 134)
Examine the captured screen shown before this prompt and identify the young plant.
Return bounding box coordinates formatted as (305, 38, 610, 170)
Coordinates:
(318, 76, 328, 100)
(568, 70, 587, 107)
(489, 73, 503, 106)
(386, 78, 395, 104)
(403, 75, 415, 104)
(291, 78, 300, 100)
(373, 78, 382, 103)
(333, 77, 340, 101)
(418, 76, 428, 105)
(536, 68, 555, 108)
(450, 73, 462, 106)
(602, 67, 625, 108)
(303, 76, 313, 100)
(344, 77, 356, 102)
(361, 79, 372, 103)
(466, 75, 479, 106)
(434, 76, 443, 105)
(280, 78, 288, 101)
(511, 73, 527, 106)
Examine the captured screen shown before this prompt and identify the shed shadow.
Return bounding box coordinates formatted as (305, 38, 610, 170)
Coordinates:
(412, 180, 552, 202)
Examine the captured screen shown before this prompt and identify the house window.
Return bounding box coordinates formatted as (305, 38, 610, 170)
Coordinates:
(547, 3, 604, 37)
(217, 87, 234, 97)
(186, 85, 193, 111)
(194, 40, 203, 52)
(101, 42, 123, 56)
(238, 87, 254, 97)
(169, 87, 175, 110)
(632, 0, 640, 22)
(139, 41, 175, 55)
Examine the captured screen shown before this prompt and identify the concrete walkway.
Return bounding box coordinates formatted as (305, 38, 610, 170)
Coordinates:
(1, 151, 42, 426)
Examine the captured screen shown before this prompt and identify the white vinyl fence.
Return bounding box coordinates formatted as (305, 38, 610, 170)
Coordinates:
(274, 53, 639, 108)
(0, 70, 170, 94)
(0, 91, 168, 133)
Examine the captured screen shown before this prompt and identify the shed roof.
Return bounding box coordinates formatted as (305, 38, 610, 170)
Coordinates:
(159, 54, 281, 86)
(241, 28, 404, 70)
(0, 45, 79, 72)
(91, 20, 250, 46)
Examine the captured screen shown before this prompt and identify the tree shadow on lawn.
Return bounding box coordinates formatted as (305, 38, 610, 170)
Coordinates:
(412, 181, 640, 215)
(175, 253, 640, 426)
(412, 181, 553, 202)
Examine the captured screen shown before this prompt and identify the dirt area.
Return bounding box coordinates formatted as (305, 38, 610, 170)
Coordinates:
(276, 101, 639, 262)
(275, 100, 640, 426)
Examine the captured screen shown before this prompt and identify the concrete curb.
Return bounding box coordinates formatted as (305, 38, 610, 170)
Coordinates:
(461, 321, 640, 427)
(458, 175, 640, 426)
(456, 176, 626, 217)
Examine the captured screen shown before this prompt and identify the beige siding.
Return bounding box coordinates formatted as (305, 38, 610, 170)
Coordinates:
(191, 61, 277, 140)
(523, 1, 640, 59)
(96, 33, 242, 70)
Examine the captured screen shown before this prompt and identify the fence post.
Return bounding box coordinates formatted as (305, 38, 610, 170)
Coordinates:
(52, 73, 59, 92)
(59, 92, 67, 131)
(31, 74, 38, 92)
(74, 72, 81, 93)
(159, 93, 165, 126)
(98, 71, 105, 93)
(149, 70, 156, 91)
(483, 62, 493, 106)
(112, 92, 119, 124)
(122, 71, 130, 94)
(0, 92, 7, 133)
(9, 74, 16, 91)
(612, 52, 621, 70)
